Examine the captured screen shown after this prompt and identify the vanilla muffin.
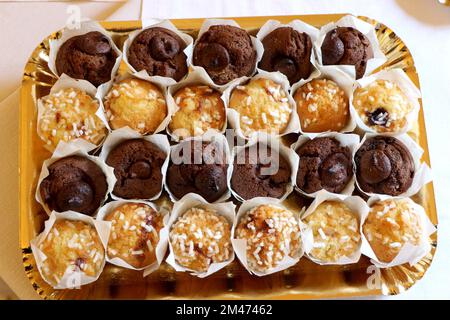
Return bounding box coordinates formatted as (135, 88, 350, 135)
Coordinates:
(38, 88, 107, 151)
(169, 207, 232, 273)
(38, 219, 105, 286)
(363, 198, 423, 263)
(104, 203, 164, 269)
(168, 85, 226, 138)
(294, 79, 349, 133)
(104, 78, 167, 134)
(229, 78, 292, 137)
(353, 80, 413, 133)
(235, 204, 302, 273)
(304, 201, 361, 263)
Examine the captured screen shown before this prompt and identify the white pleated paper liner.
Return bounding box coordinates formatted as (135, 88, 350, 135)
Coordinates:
(290, 66, 357, 137)
(290, 132, 360, 198)
(48, 20, 122, 90)
(98, 126, 171, 202)
(96, 70, 175, 134)
(354, 133, 432, 199)
(35, 139, 116, 216)
(164, 130, 233, 203)
(96, 199, 170, 276)
(165, 193, 236, 278)
(122, 19, 194, 86)
(231, 197, 304, 276)
(360, 196, 436, 268)
(223, 70, 301, 140)
(314, 15, 387, 80)
(300, 190, 368, 265)
(230, 132, 299, 202)
(166, 68, 228, 141)
(256, 19, 321, 86)
(30, 210, 111, 289)
(350, 68, 422, 135)
(37, 74, 109, 152)
(189, 18, 265, 90)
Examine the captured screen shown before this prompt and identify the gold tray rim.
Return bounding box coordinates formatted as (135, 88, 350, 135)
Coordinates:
(19, 14, 438, 300)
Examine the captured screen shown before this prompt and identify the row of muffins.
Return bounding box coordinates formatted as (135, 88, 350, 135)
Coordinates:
(36, 130, 428, 218)
(31, 192, 434, 289)
(39, 16, 420, 153)
(37, 66, 421, 154)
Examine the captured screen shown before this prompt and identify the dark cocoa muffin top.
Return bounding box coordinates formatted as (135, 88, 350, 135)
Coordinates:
(296, 137, 353, 194)
(39, 155, 108, 216)
(231, 143, 291, 200)
(56, 31, 118, 87)
(127, 27, 188, 81)
(321, 27, 373, 79)
(355, 136, 415, 196)
(259, 27, 313, 84)
(193, 25, 256, 85)
(106, 139, 166, 200)
(166, 140, 228, 202)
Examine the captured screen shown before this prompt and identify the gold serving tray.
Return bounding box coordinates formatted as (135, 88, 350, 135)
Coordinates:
(19, 14, 438, 299)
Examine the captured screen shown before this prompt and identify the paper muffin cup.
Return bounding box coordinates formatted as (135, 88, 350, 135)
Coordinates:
(166, 68, 228, 141)
(256, 19, 321, 86)
(164, 129, 233, 203)
(232, 197, 304, 276)
(224, 70, 301, 140)
(189, 18, 264, 90)
(98, 126, 171, 201)
(96, 70, 175, 134)
(354, 133, 432, 199)
(122, 19, 194, 85)
(35, 139, 116, 216)
(314, 15, 387, 80)
(30, 210, 111, 289)
(290, 66, 357, 136)
(37, 74, 109, 153)
(360, 196, 436, 268)
(230, 132, 298, 202)
(165, 193, 236, 278)
(291, 132, 360, 198)
(48, 20, 122, 90)
(300, 190, 368, 265)
(96, 199, 170, 276)
(350, 68, 422, 135)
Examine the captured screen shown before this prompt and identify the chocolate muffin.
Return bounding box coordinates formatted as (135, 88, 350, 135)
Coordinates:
(259, 27, 313, 84)
(232, 144, 291, 200)
(166, 140, 228, 202)
(296, 137, 353, 194)
(106, 139, 166, 199)
(193, 25, 256, 85)
(321, 27, 373, 79)
(127, 27, 188, 81)
(355, 136, 415, 196)
(39, 156, 108, 216)
(56, 31, 118, 87)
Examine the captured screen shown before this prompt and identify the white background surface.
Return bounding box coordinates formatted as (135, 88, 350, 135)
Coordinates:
(0, 0, 449, 299)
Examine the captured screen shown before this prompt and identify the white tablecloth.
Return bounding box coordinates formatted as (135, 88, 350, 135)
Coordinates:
(1, 0, 449, 299)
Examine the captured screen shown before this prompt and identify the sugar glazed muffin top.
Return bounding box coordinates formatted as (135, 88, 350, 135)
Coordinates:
(321, 27, 373, 79)
(38, 219, 105, 286)
(229, 78, 292, 137)
(235, 204, 302, 273)
(363, 198, 423, 263)
(304, 201, 361, 263)
(127, 27, 188, 81)
(56, 31, 118, 87)
(104, 202, 165, 269)
(193, 25, 256, 85)
(259, 26, 313, 84)
(169, 207, 232, 272)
